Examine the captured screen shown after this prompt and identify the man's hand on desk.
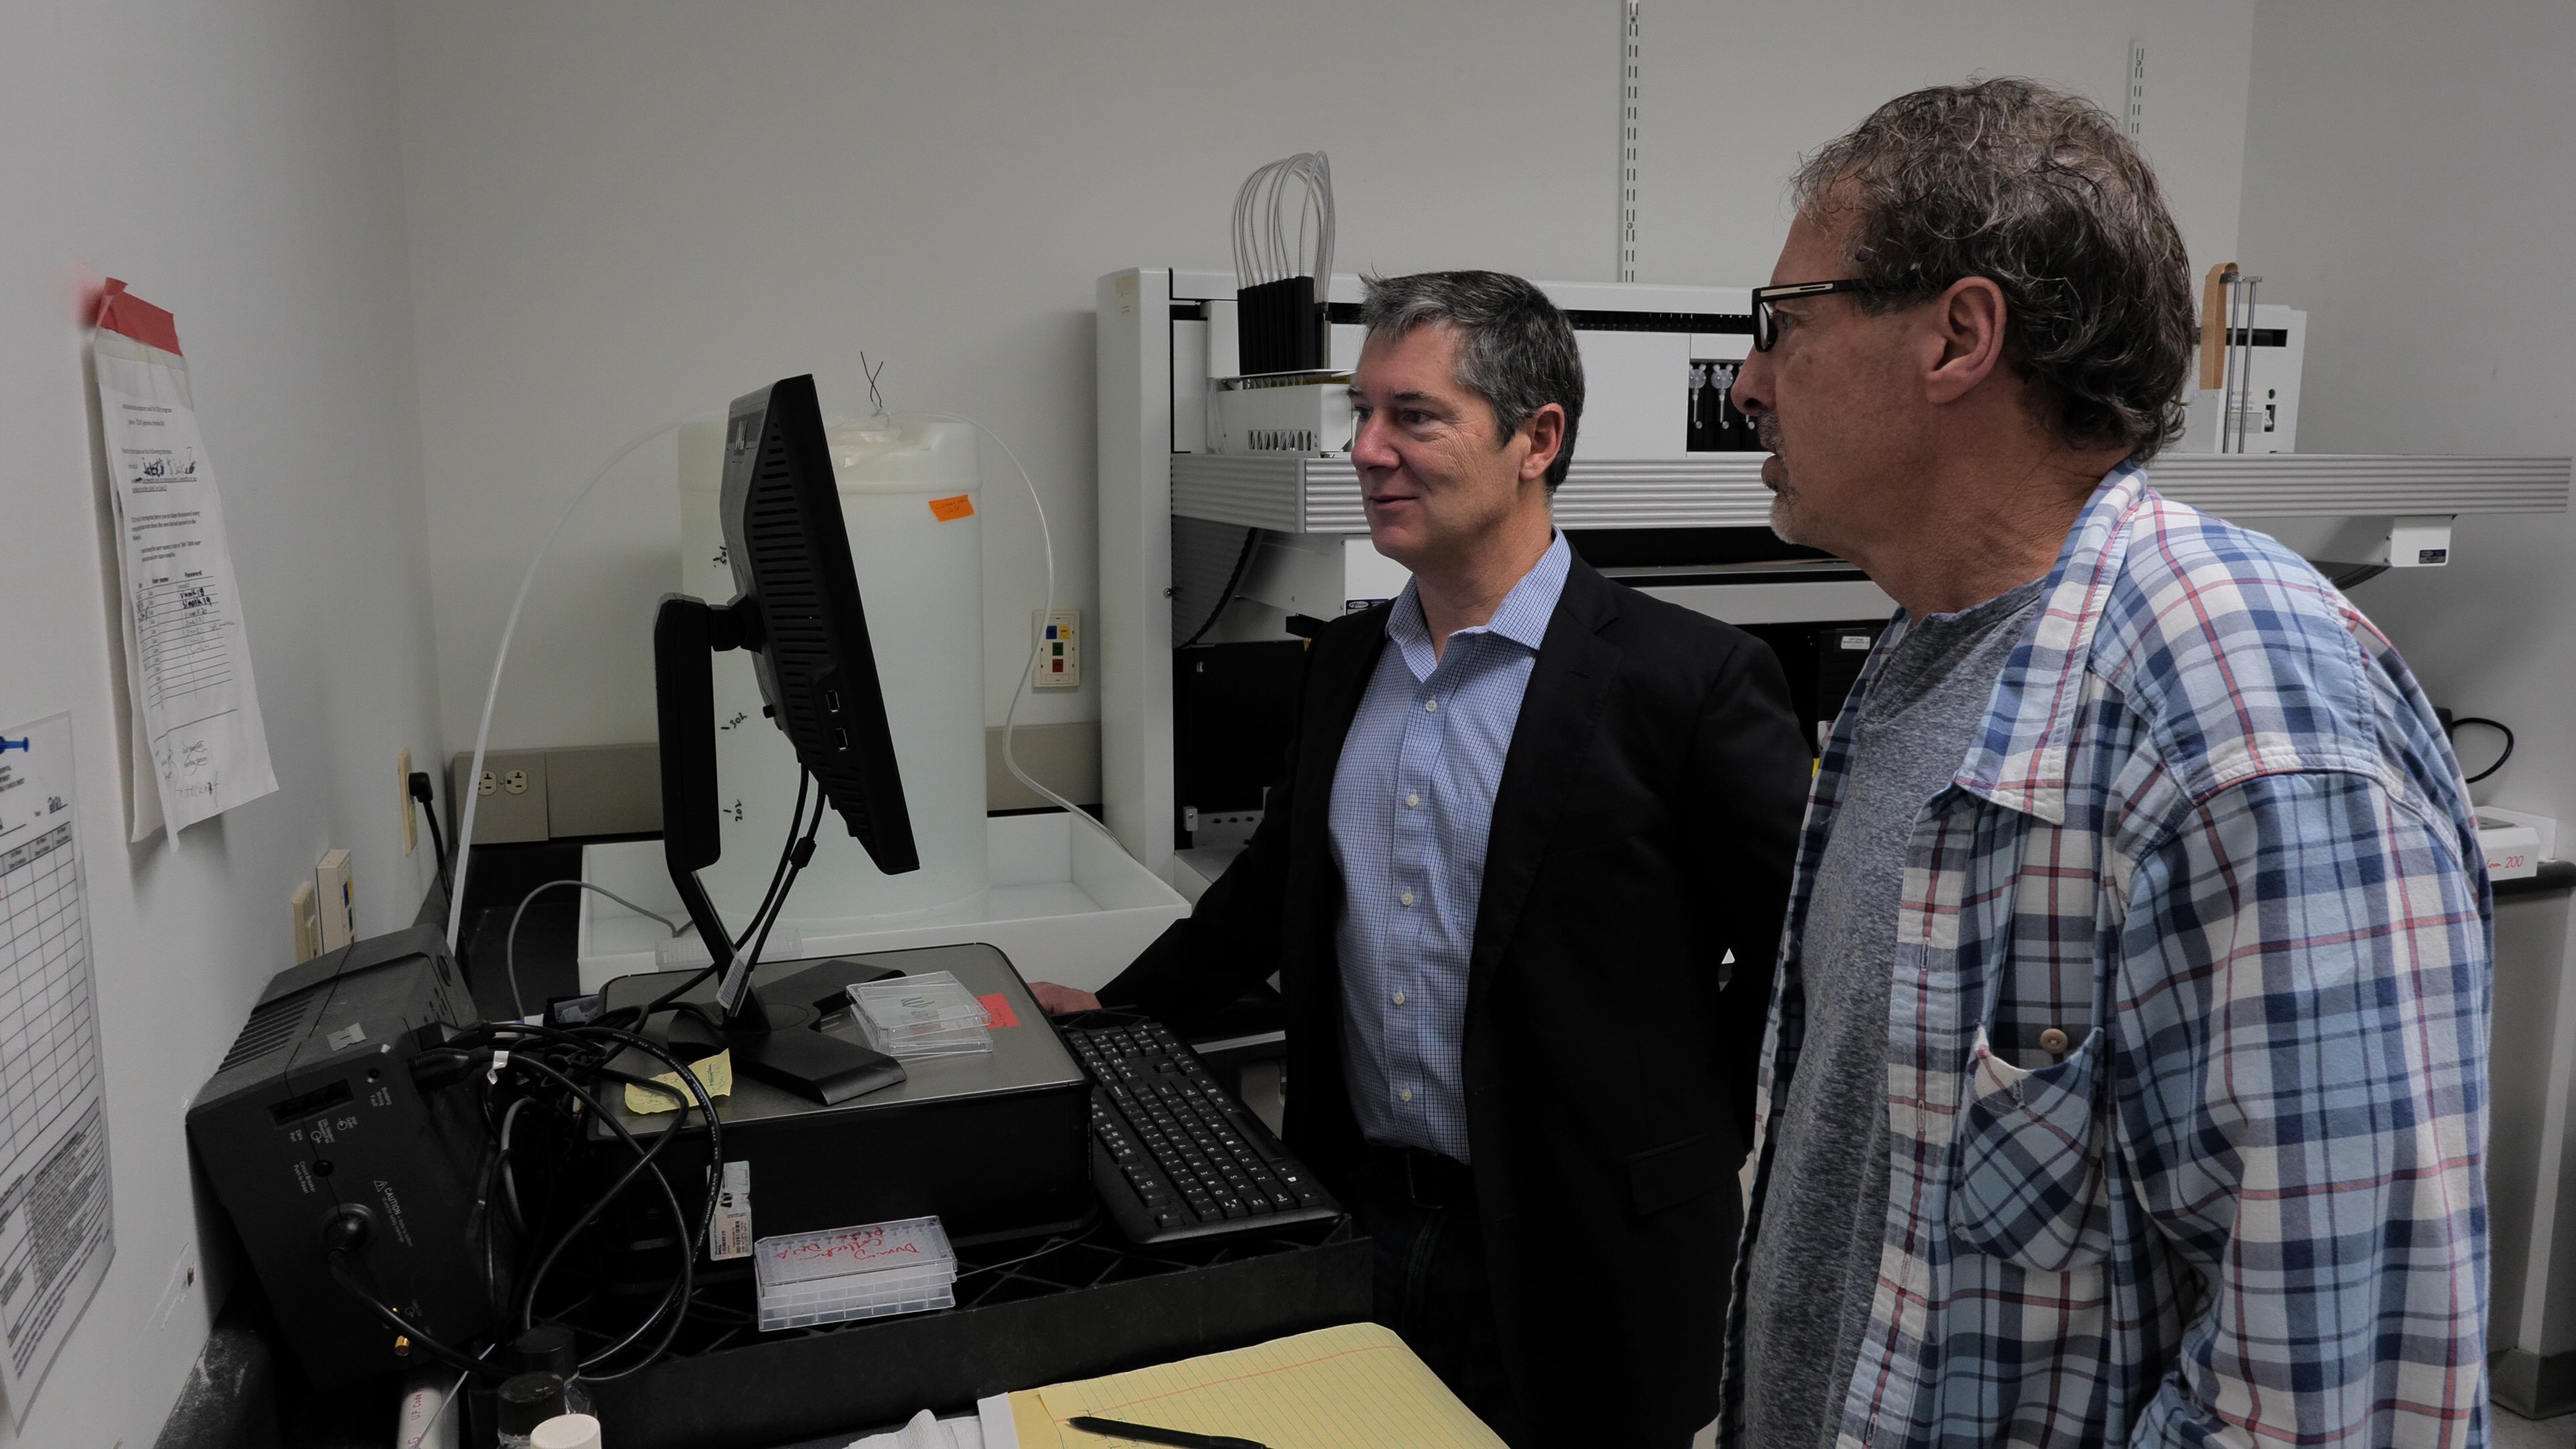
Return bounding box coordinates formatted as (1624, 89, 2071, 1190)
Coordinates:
(1031, 982, 1102, 1016)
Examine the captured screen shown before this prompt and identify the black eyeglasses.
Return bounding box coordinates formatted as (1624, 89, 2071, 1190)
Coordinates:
(1750, 278, 1918, 352)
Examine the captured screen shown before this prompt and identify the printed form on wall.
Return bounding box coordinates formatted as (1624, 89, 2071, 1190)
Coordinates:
(0, 714, 114, 1424)
(91, 280, 277, 842)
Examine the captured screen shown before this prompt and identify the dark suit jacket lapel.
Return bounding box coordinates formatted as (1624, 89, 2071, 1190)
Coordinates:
(1466, 560, 1622, 1000)
(1292, 606, 1393, 845)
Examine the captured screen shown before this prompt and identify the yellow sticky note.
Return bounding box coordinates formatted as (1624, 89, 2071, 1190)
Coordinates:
(624, 1051, 733, 1115)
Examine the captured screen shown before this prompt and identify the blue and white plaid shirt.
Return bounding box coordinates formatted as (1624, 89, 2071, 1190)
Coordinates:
(1328, 532, 1571, 1163)
(1721, 466, 2493, 1446)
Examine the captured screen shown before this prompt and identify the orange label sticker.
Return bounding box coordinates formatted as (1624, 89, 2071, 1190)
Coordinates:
(978, 993, 1021, 1029)
(928, 494, 975, 523)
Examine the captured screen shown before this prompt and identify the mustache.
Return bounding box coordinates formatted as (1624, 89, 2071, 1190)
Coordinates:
(1754, 415, 1784, 453)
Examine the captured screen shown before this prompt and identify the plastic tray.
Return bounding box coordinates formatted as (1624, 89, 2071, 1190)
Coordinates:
(755, 1216, 959, 1331)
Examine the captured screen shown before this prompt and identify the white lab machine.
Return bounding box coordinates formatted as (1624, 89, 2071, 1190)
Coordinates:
(2181, 301, 2308, 453)
(1098, 266, 2571, 894)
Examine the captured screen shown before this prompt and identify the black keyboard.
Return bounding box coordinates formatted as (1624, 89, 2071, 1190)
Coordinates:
(1065, 1018, 1340, 1244)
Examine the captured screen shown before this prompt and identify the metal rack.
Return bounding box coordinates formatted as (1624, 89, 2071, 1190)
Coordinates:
(587, 1215, 1367, 1449)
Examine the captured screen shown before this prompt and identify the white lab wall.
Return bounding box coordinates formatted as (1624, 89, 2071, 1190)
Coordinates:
(1632, 0, 2254, 290)
(398, 0, 2256, 756)
(0, 5, 442, 1447)
(2236, 0, 2575, 828)
(396, 0, 1617, 755)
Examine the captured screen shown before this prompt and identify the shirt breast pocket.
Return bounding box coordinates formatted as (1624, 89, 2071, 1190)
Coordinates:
(1948, 1024, 2110, 1272)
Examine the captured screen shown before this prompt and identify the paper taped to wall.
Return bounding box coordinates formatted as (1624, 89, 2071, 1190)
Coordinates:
(0, 714, 115, 1424)
(91, 280, 278, 842)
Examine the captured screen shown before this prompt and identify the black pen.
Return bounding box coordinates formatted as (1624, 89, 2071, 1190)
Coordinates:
(1066, 1413, 1270, 1449)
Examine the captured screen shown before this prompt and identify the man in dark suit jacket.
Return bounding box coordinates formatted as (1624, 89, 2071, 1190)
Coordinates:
(1034, 272, 1809, 1447)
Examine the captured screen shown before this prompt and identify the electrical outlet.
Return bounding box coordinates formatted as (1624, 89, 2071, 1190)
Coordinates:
(449, 751, 549, 844)
(1034, 609, 1081, 689)
(398, 747, 416, 855)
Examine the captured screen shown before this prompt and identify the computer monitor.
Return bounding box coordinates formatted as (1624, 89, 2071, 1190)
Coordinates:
(653, 374, 918, 1104)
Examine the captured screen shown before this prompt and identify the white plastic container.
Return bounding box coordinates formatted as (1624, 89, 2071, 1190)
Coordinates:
(678, 415, 988, 931)
(755, 1216, 958, 1330)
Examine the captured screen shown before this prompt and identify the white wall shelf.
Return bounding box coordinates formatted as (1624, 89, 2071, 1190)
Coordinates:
(1172, 451, 2573, 535)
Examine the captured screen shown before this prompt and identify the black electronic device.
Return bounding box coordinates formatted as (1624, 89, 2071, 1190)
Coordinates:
(654, 374, 918, 1105)
(1236, 275, 1328, 375)
(185, 925, 500, 1389)
(1063, 1015, 1338, 1244)
(588, 945, 1093, 1258)
(1172, 639, 1303, 850)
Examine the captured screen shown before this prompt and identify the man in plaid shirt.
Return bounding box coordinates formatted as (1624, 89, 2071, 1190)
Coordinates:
(1719, 80, 2491, 1446)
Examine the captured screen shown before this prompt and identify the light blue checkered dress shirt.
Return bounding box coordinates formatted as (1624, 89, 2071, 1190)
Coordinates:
(1327, 532, 1571, 1163)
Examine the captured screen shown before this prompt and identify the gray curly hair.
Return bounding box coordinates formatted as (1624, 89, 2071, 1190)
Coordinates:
(1793, 77, 2196, 461)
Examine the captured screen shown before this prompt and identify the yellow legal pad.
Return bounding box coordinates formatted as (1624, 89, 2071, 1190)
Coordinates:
(1010, 1323, 1505, 1449)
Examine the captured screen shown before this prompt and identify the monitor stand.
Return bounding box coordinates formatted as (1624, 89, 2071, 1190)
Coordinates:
(653, 592, 910, 1107)
(663, 961, 908, 1106)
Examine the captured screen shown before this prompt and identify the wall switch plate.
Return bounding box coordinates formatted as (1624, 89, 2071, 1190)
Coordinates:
(316, 849, 356, 952)
(291, 880, 321, 963)
(1034, 610, 1081, 689)
(398, 747, 416, 855)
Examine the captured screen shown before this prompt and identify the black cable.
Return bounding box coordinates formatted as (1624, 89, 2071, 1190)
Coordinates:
(2448, 715, 2516, 784)
(734, 839, 808, 993)
(638, 782, 826, 1020)
(326, 1250, 508, 1378)
(476, 1021, 724, 1258)
(502, 879, 690, 1020)
(426, 926, 753, 1379)
(733, 772, 814, 953)
(409, 771, 455, 903)
(472, 1021, 724, 1374)
(736, 782, 826, 963)
(470, 1140, 505, 1325)
(502, 1054, 694, 1371)
(1177, 527, 1261, 650)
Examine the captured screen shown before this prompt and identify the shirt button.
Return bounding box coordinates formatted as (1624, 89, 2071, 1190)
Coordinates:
(1399, 890, 1415, 907)
(1392, 989, 1406, 1006)
(1424, 698, 1439, 713)
(1399, 1087, 1414, 1103)
(1405, 792, 1420, 808)
(2039, 1027, 2070, 1055)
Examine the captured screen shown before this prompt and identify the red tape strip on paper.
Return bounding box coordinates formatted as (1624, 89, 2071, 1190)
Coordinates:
(95, 278, 182, 355)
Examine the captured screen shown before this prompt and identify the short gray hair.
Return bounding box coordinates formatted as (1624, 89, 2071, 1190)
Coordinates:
(1794, 77, 2197, 461)
(1358, 270, 1585, 491)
